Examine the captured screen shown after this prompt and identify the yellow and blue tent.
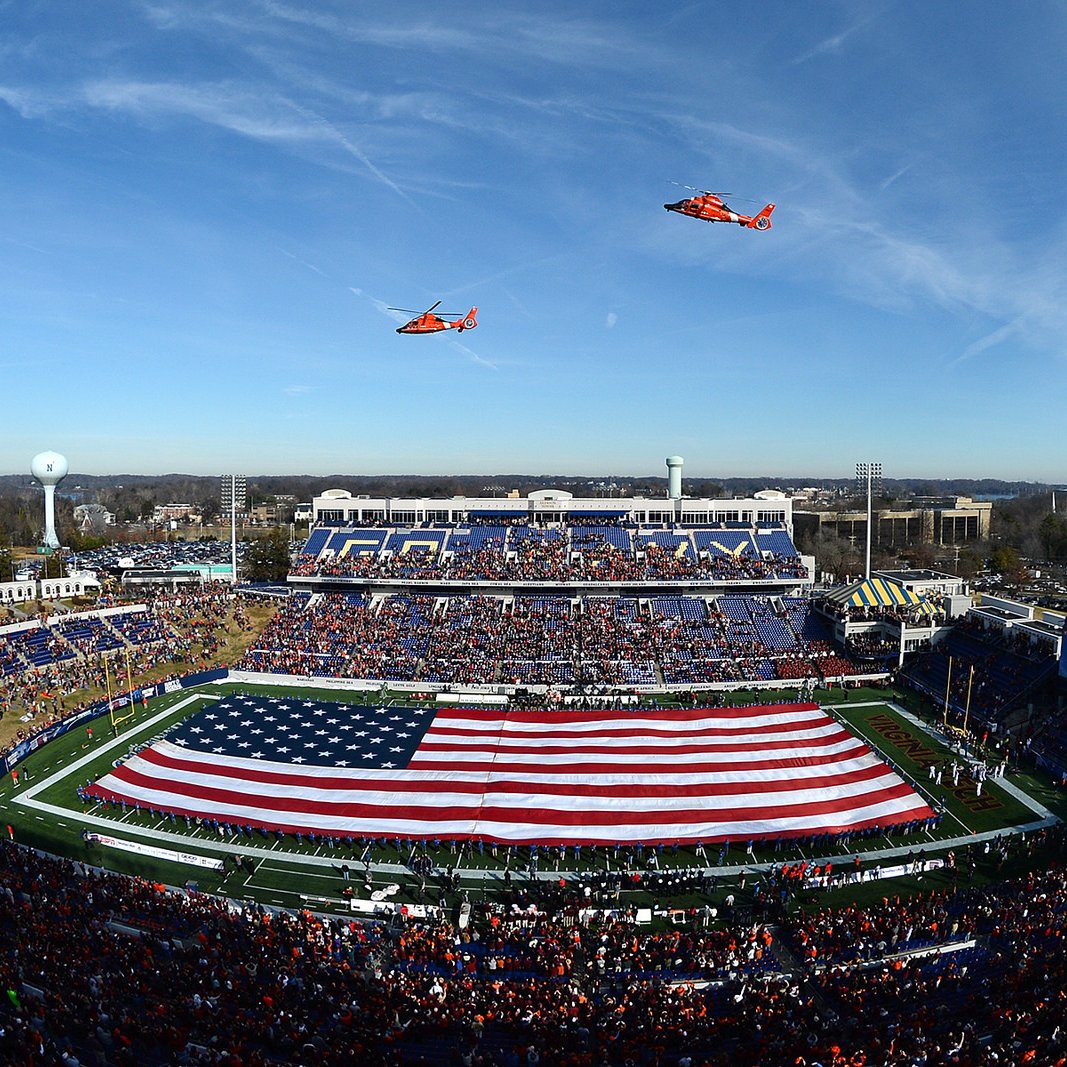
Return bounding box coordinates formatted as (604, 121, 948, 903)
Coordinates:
(824, 578, 937, 614)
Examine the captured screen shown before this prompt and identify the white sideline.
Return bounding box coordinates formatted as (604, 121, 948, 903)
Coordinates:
(15, 692, 216, 808)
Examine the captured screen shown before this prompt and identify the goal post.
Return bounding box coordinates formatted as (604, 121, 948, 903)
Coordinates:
(105, 650, 138, 733)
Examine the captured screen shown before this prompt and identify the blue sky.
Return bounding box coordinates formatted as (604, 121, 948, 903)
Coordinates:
(2, 1, 1066, 481)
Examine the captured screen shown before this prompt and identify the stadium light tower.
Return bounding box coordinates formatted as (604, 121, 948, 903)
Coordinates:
(856, 462, 882, 580)
(224, 473, 240, 585)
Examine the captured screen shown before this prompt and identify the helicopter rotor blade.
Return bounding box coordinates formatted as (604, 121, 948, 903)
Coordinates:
(388, 300, 445, 315)
(669, 180, 729, 196)
(665, 182, 770, 202)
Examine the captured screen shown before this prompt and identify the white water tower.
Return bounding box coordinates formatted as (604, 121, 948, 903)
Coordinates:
(666, 455, 684, 500)
(31, 450, 69, 549)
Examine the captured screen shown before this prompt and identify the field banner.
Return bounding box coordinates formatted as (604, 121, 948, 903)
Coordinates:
(86, 832, 224, 870)
(86, 696, 934, 845)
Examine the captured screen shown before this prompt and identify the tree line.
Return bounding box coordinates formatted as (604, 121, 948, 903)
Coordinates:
(1, 477, 1065, 583)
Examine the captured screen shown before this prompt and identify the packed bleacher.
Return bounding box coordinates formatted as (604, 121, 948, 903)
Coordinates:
(1, 824, 1065, 1066)
(289, 522, 810, 584)
(0, 585, 245, 728)
(3, 623, 77, 671)
(900, 613, 1059, 727)
(845, 632, 900, 664)
(239, 591, 870, 687)
(1031, 709, 1067, 782)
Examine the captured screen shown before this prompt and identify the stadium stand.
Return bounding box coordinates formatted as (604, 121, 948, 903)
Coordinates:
(6, 624, 77, 669)
(5, 535, 1067, 1066)
(290, 522, 811, 585)
(695, 529, 759, 558)
(238, 591, 868, 687)
(56, 615, 126, 656)
(900, 614, 1059, 725)
(0, 584, 241, 728)
(0, 824, 1064, 1066)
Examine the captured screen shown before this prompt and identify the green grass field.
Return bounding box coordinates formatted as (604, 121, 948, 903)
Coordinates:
(2, 681, 1063, 922)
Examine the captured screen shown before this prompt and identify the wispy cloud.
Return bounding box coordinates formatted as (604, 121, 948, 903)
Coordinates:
(350, 287, 409, 327)
(281, 97, 414, 204)
(605, 312, 618, 329)
(253, 2, 667, 70)
(949, 322, 1020, 368)
(139, 0, 672, 79)
(448, 338, 498, 371)
(276, 248, 328, 277)
(650, 103, 1067, 365)
(0, 233, 52, 255)
(4, 75, 415, 203)
(442, 254, 571, 299)
(791, 10, 883, 65)
(0, 83, 59, 119)
(85, 79, 305, 137)
(879, 163, 914, 191)
(88, 78, 413, 201)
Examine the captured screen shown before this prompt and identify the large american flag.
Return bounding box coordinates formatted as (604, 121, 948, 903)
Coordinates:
(85, 696, 933, 844)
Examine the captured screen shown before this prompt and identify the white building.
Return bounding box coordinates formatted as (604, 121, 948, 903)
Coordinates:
(311, 488, 795, 530)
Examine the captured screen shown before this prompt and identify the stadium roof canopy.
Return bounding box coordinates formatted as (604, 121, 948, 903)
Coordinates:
(824, 577, 927, 609)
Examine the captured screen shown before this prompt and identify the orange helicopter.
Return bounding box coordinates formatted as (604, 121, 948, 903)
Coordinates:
(391, 301, 478, 335)
(664, 184, 775, 230)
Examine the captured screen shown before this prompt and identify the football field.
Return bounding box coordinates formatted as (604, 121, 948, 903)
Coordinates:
(2, 681, 1061, 918)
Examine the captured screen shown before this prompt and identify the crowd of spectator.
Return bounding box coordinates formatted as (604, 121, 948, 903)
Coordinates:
(0, 823, 1064, 1066)
(844, 634, 899, 661)
(239, 592, 869, 688)
(0, 585, 248, 734)
(820, 600, 944, 627)
(288, 524, 810, 585)
(901, 614, 1059, 725)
